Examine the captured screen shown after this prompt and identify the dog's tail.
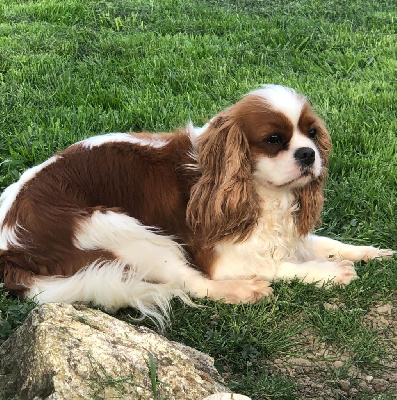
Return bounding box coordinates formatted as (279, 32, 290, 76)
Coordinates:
(27, 260, 195, 330)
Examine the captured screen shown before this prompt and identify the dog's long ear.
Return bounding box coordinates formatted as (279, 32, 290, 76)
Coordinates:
(295, 120, 332, 236)
(186, 115, 260, 247)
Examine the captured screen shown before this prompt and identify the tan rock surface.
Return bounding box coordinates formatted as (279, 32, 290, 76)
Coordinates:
(0, 303, 234, 400)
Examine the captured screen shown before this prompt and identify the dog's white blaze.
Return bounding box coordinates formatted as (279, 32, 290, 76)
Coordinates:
(80, 133, 168, 149)
(0, 156, 58, 250)
(250, 84, 305, 128)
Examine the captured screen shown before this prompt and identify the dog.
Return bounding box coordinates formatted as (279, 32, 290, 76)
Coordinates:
(0, 84, 393, 325)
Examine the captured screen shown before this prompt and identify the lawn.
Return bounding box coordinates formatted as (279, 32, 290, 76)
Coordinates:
(0, 0, 396, 398)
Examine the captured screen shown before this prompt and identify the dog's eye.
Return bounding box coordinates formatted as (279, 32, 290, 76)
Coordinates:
(308, 128, 317, 139)
(265, 134, 283, 145)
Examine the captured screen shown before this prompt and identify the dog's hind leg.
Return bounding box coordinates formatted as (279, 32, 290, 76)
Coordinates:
(28, 209, 272, 325)
(75, 209, 272, 300)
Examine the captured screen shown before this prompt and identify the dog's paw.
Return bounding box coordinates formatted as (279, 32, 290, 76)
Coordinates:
(330, 259, 358, 285)
(352, 246, 395, 262)
(307, 259, 357, 287)
(220, 278, 273, 304)
(367, 248, 394, 261)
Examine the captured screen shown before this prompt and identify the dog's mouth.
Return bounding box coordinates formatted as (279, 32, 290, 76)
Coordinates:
(266, 170, 315, 189)
(300, 169, 313, 178)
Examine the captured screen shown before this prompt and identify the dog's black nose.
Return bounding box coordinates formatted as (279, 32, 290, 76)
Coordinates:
(294, 147, 315, 166)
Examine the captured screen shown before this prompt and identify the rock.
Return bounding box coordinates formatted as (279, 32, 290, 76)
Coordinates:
(371, 378, 388, 392)
(375, 304, 393, 315)
(0, 303, 237, 400)
(288, 357, 313, 367)
(339, 380, 350, 392)
(349, 388, 359, 397)
(376, 316, 390, 327)
(358, 380, 369, 392)
(334, 360, 344, 368)
(388, 375, 397, 384)
(204, 394, 251, 400)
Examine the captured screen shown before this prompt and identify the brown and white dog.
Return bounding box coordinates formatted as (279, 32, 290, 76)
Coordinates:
(0, 85, 393, 324)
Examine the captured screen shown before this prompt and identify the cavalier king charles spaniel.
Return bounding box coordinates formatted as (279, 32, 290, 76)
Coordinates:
(0, 85, 393, 325)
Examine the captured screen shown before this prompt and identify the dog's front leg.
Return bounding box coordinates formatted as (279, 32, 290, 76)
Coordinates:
(275, 258, 358, 286)
(306, 234, 394, 262)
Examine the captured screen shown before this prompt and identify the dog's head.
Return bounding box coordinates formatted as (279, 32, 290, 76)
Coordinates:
(187, 85, 332, 245)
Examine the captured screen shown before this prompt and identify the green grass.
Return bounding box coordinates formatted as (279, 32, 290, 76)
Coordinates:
(1, 0, 396, 398)
(0, 285, 36, 344)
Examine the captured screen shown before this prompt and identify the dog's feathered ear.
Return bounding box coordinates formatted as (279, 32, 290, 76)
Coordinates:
(186, 115, 260, 247)
(295, 121, 332, 236)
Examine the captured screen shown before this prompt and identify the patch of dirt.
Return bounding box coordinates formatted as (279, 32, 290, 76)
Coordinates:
(266, 303, 397, 399)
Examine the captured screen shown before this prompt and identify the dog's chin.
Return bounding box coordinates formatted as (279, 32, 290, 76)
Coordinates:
(287, 173, 314, 189)
(264, 171, 315, 189)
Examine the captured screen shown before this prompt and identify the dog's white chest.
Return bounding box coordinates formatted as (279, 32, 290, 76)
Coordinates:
(212, 192, 308, 280)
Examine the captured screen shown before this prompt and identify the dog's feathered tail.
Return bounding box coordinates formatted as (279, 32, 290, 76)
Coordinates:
(27, 260, 195, 330)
